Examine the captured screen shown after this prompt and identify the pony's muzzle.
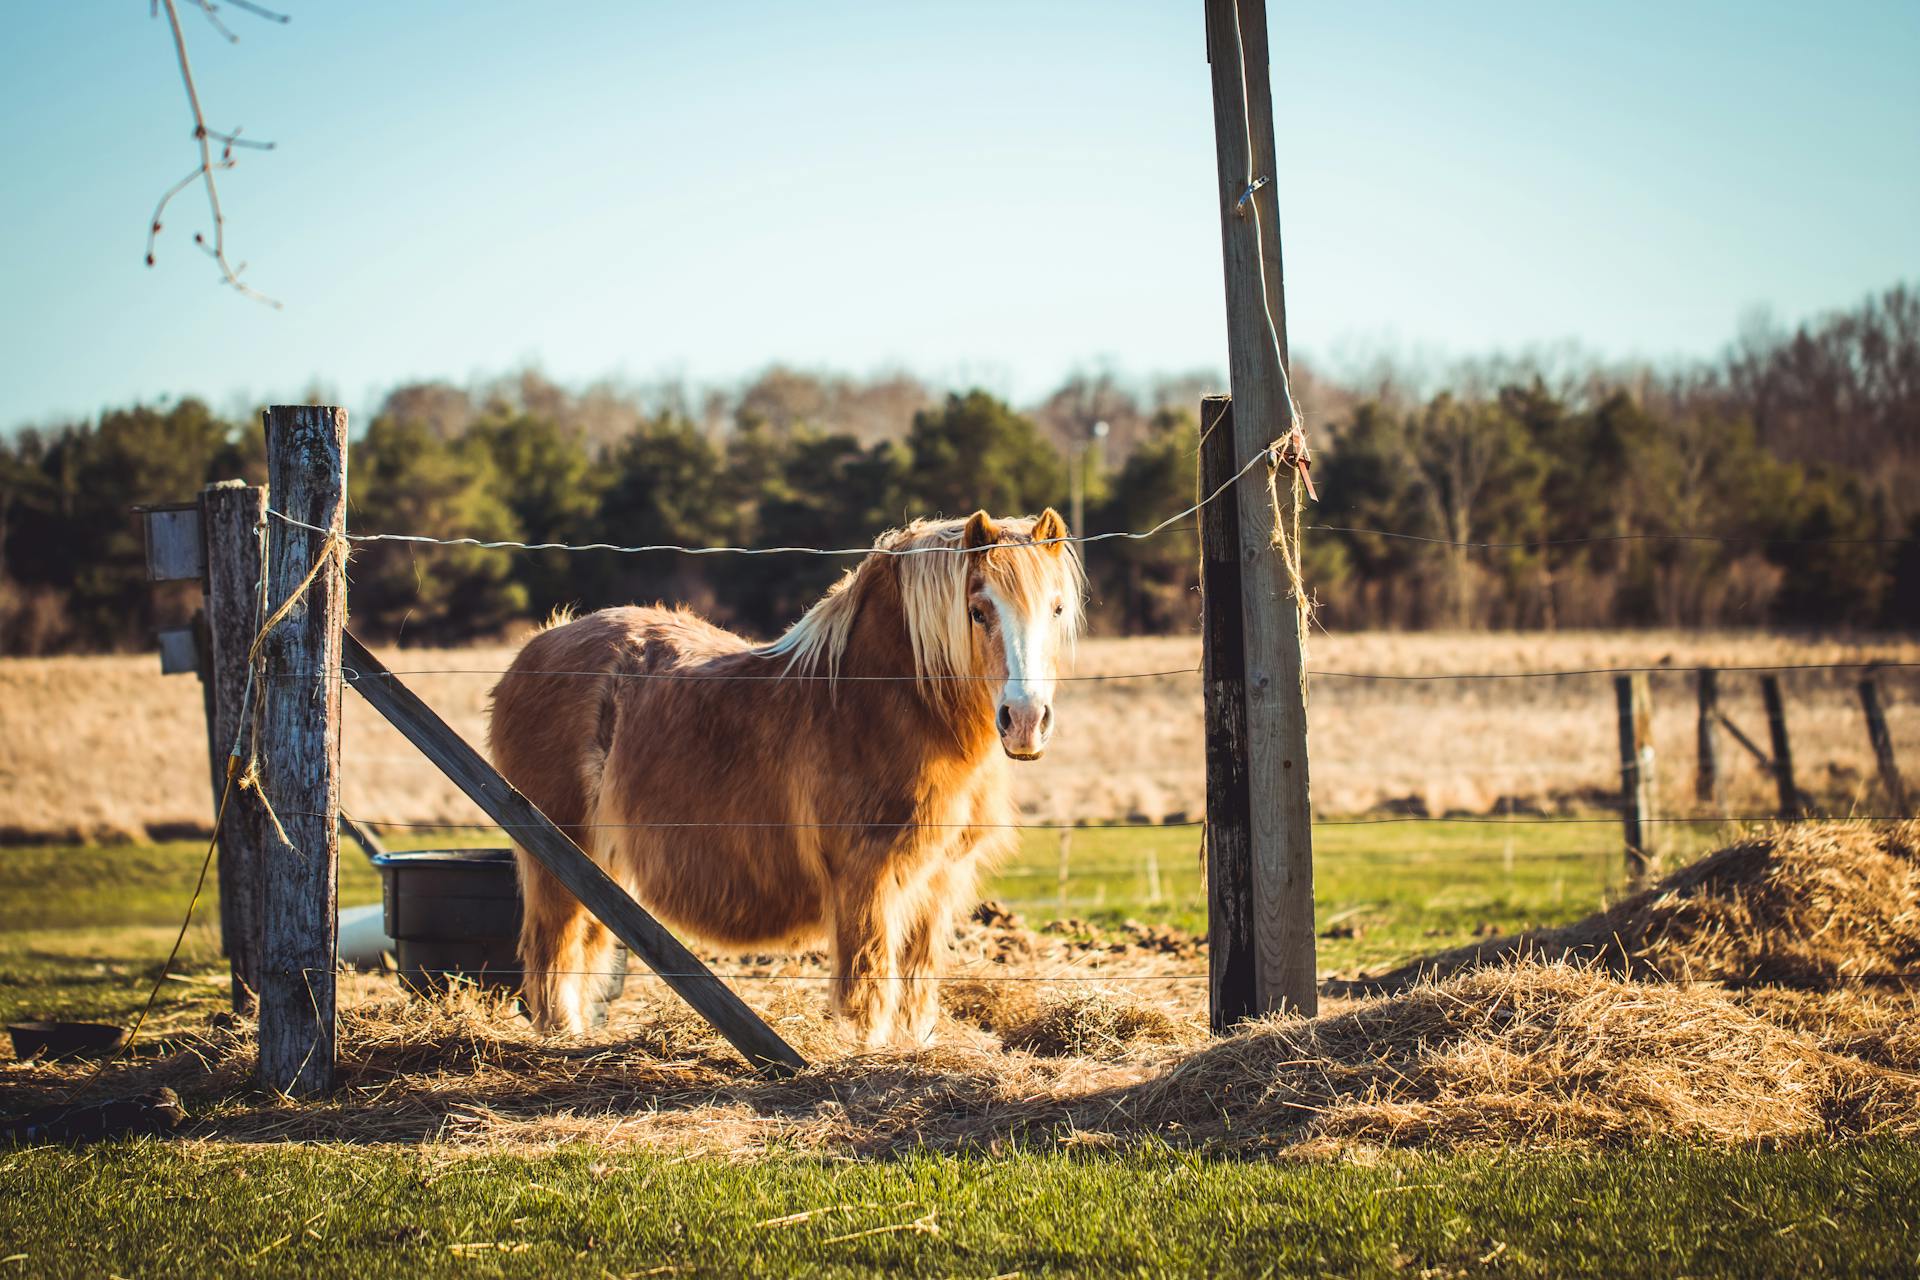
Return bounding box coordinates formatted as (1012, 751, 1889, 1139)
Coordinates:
(998, 701, 1053, 760)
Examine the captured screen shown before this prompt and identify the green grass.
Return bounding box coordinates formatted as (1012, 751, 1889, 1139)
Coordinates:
(0, 832, 411, 1025)
(0, 821, 1740, 1023)
(7, 824, 1916, 1278)
(2, 1140, 1916, 1279)
(996, 819, 1734, 972)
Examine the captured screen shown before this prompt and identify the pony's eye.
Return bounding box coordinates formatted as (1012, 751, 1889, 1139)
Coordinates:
(969, 606, 988, 626)
(1053, 602, 1065, 617)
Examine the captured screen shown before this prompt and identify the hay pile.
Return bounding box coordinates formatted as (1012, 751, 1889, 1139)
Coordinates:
(7, 822, 1916, 1154)
(1347, 820, 1920, 992)
(1144, 965, 1917, 1149)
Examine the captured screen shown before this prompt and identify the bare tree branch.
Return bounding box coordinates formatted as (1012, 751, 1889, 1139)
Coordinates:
(145, 0, 285, 308)
(186, 0, 241, 44)
(220, 0, 291, 24)
(181, 0, 291, 44)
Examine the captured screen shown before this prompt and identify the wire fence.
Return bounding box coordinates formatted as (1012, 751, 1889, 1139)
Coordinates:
(128, 361, 1915, 1042)
(297, 491, 1916, 875)
(324, 811, 1912, 834)
(244, 656, 1920, 688)
(274, 504, 1915, 558)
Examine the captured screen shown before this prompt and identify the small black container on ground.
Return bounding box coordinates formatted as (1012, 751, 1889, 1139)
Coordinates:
(371, 848, 626, 1024)
(7, 1020, 130, 1062)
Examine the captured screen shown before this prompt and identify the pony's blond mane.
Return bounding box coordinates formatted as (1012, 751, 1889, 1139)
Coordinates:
(757, 516, 1084, 684)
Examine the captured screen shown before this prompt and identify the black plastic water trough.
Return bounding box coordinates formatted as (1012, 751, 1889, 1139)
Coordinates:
(371, 848, 626, 1021)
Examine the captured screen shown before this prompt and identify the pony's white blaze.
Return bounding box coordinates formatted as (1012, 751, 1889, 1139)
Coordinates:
(989, 584, 1058, 759)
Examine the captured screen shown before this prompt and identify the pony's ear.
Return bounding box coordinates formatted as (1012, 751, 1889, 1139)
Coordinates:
(1032, 507, 1068, 551)
(962, 510, 1001, 550)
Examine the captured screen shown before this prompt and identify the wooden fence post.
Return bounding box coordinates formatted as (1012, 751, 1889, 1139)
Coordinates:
(1695, 667, 1720, 805)
(201, 480, 274, 1010)
(1204, 0, 1316, 1017)
(1858, 673, 1908, 813)
(1615, 673, 1657, 887)
(256, 407, 347, 1096)
(1760, 675, 1800, 818)
(1199, 395, 1258, 1030)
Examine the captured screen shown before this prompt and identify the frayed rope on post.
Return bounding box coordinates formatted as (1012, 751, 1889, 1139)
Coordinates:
(1264, 441, 1312, 654)
(240, 528, 350, 848)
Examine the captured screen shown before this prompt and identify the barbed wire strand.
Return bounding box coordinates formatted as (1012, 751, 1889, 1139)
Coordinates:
(256, 657, 1920, 689)
(1314, 525, 1914, 549)
(329, 966, 1213, 984)
(267, 504, 1914, 562)
(266, 436, 1283, 558)
(317, 811, 1914, 833)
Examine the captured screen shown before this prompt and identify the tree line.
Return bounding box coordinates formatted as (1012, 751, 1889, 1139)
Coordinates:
(1, 283, 1913, 654)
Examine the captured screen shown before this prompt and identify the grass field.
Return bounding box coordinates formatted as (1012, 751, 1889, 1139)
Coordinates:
(2, 652, 1913, 1280)
(7, 823, 1919, 1276)
(2, 1140, 1916, 1279)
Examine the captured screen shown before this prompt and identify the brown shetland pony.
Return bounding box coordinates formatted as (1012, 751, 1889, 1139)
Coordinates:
(488, 509, 1083, 1045)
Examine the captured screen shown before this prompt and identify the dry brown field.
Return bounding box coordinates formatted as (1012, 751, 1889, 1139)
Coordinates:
(1, 630, 1914, 843)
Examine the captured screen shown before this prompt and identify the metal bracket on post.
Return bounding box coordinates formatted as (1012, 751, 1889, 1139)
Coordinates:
(155, 626, 201, 675)
(140, 503, 205, 582)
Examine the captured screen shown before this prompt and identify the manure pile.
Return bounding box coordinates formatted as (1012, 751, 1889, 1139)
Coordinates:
(6, 822, 1916, 1154)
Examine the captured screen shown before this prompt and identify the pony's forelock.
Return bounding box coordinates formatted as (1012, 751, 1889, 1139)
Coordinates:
(757, 515, 1084, 684)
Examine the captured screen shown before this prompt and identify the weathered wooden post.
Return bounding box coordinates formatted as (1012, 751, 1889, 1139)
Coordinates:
(1615, 673, 1657, 887)
(1760, 675, 1800, 818)
(1203, 0, 1317, 1021)
(256, 406, 347, 1095)
(1199, 395, 1259, 1029)
(1695, 667, 1720, 805)
(1858, 672, 1907, 813)
(200, 480, 274, 1009)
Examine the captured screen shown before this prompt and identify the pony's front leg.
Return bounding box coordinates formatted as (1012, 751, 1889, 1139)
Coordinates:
(897, 865, 959, 1046)
(828, 870, 902, 1050)
(516, 851, 615, 1037)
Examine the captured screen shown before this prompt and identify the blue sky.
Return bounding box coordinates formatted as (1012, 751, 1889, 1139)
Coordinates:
(2, 1, 1915, 431)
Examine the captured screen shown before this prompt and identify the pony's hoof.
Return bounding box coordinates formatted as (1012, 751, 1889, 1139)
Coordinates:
(834, 1020, 893, 1053)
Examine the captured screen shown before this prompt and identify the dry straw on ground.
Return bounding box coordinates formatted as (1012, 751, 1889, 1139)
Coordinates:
(1346, 818, 1920, 991)
(6, 822, 1917, 1156)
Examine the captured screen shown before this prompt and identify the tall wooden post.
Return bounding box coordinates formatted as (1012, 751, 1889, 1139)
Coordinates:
(1204, 0, 1316, 1017)
(1199, 395, 1258, 1030)
(201, 480, 274, 1010)
(1760, 675, 1800, 818)
(1615, 674, 1657, 887)
(1694, 667, 1720, 806)
(256, 407, 347, 1096)
(1858, 673, 1907, 813)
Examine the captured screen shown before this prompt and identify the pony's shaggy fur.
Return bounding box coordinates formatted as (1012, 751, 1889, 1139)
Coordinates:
(489, 510, 1084, 1044)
